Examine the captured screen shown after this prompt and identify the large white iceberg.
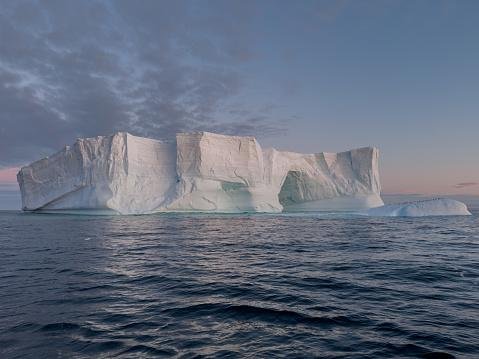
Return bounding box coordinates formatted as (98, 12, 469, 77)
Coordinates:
(17, 132, 383, 214)
(366, 198, 472, 217)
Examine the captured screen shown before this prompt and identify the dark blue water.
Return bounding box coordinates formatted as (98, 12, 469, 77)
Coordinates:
(1, 210, 479, 358)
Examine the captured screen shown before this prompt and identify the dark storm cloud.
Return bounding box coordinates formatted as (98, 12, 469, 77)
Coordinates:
(454, 182, 478, 189)
(0, 0, 284, 167)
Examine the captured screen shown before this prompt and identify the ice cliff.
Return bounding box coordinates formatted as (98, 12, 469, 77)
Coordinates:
(17, 132, 384, 214)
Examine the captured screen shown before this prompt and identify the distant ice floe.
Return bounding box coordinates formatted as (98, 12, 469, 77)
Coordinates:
(365, 198, 471, 217)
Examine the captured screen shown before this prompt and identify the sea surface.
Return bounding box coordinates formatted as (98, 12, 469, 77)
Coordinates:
(1, 202, 479, 358)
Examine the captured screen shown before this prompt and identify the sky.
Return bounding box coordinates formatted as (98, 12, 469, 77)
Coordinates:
(1, 0, 478, 209)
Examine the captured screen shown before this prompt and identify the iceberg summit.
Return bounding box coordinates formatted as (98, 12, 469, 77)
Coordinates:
(17, 132, 383, 214)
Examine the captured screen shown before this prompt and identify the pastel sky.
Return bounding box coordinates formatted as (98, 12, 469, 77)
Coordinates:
(0, 0, 478, 209)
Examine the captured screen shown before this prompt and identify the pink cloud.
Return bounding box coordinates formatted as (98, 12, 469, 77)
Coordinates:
(454, 182, 478, 189)
(0, 167, 20, 184)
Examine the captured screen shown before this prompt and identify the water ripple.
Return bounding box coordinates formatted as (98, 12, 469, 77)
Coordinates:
(0, 211, 478, 358)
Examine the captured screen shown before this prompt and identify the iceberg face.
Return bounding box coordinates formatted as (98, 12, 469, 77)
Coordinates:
(17, 131, 383, 214)
(17, 133, 177, 214)
(366, 198, 472, 217)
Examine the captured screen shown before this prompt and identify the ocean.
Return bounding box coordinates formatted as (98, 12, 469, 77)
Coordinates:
(1, 200, 478, 358)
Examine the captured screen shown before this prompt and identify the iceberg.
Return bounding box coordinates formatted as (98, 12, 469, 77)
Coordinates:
(17, 132, 383, 214)
(366, 198, 472, 217)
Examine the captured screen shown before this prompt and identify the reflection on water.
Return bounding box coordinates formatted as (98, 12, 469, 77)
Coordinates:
(1, 211, 479, 358)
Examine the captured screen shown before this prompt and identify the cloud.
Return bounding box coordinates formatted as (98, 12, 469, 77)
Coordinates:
(0, 0, 286, 167)
(454, 182, 478, 189)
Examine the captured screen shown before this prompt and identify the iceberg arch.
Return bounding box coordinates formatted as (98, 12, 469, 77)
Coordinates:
(278, 170, 309, 207)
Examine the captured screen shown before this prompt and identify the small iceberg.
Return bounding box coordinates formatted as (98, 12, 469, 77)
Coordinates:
(366, 198, 471, 217)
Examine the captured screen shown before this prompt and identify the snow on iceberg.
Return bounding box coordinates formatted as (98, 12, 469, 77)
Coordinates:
(366, 198, 471, 217)
(17, 132, 383, 214)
